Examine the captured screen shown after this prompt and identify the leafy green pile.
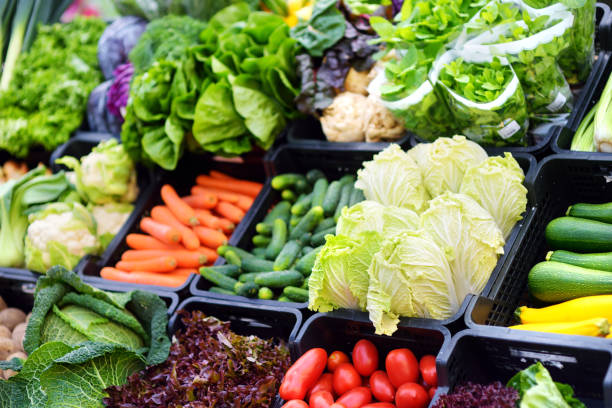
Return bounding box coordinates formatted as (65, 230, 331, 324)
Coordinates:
(379, 45, 437, 102)
(461, 0, 521, 41)
(440, 57, 513, 103)
(291, 0, 346, 57)
(0, 18, 105, 157)
(0, 267, 170, 408)
(112, 0, 258, 21)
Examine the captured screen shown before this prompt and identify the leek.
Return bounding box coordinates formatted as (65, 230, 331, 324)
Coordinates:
(0, 0, 34, 91)
(0, 0, 16, 67)
(571, 102, 596, 151)
(594, 72, 612, 152)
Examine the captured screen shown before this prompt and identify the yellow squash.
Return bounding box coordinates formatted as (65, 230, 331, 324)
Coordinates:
(509, 317, 609, 337)
(515, 295, 612, 324)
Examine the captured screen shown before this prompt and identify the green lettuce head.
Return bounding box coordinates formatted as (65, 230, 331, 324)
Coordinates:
(460, 152, 527, 239)
(408, 136, 488, 197)
(336, 200, 420, 238)
(25, 202, 100, 273)
(56, 139, 139, 205)
(90, 203, 134, 250)
(355, 144, 430, 213)
(309, 232, 382, 313)
(366, 231, 458, 335)
(420, 192, 505, 302)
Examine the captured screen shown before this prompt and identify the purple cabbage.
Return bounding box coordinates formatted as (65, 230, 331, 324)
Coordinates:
(107, 62, 134, 121)
(97, 16, 147, 80)
(392, 0, 403, 15)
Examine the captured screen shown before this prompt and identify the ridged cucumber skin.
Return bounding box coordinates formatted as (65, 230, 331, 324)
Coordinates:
(547, 250, 612, 272)
(528, 261, 612, 303)
(567, 202, 612, 224)
(545, 217, 612, 252)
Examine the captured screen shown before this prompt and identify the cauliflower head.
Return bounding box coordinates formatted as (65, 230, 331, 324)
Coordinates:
(90, 202, 134, 249)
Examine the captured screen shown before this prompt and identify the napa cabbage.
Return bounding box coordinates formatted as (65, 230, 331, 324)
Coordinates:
(336, 200, 420, 237)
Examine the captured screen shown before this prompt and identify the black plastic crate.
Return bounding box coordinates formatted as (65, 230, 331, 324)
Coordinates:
(434, 328, 612, 407)
(273, 311, 451, 408)
(285, 116, 412, 152)
(467, 154, 612, 339)
(79, 149, 267, 295)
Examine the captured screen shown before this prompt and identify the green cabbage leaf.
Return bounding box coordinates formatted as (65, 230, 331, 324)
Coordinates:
(336, 200, 420, 238)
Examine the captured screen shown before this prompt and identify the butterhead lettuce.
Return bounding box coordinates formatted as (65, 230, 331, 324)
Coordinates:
(336, 200, 420, 238)
(366, 232, 458, 335)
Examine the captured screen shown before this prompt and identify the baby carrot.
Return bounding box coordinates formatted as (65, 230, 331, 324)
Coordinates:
(125, 234, 181, 250)
(193, 226, 228, 249)
(194, 209, 222, 230)
(234, 195, 254, 212)
(121, 250, 207, 268)
(160, 184, 199, 226)
(215, 201, 245, 224)
(191, 186, 239, 203)
(100, 267, 188, 287)
(195, 175, 262, 197)
(197, 246, 218, 264)
(140, 218, 180, 245)
(151, 206, 200, 250)
(215, 217, 235, 234)
(209, 170, 235, 180)
(174, 268, 198, 277)
(182, 194, 218, 210)
(116, 256, 177, 273)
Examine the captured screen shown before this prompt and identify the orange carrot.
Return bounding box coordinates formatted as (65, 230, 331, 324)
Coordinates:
(174, 268, 198, 277)
(191, 186, 239, 203)
(150, 206, 200, 250)
(209, 170, 235, 180)
(234, 195, 254, 212)
(116, 256, 177, 273)
(216, 217, 235, 234)
(215, 201, 245, 224)
(194, 209, 222, 229)
(125, 234, 182, 250)
(195, 175, 262, 197)
(193, 226, 228, 249)
(197, 246, 218, 264)
(121, 250, 207, 268)
(140, 218, 180, 244)
(160, 184, 199, 226)
(182, 194, 218, 209)
(100, 267, 188, 287)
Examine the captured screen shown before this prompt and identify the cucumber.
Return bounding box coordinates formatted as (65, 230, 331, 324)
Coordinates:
(274, 240, 303, 271)
(314, 217, 335, 233)
(295, 178, 310, 193)
(239, 272, 261, 283)
(235, 281, 259, 298)
(256, 222, 273, 236)
(311, 178, 329, 208)
(528, 261, 612, 303)
(272, 173, 307, 190)
(334, 184, 352, 222)
(311, 227, 335, 247)
(546, 216, 612, 252)
(203, 265, 240, 278)
(301, 246, 314, 256)
(567, 202, 612, 223)
(265, 218, 287, 260)
(200, 267, 239, 291)
(209, 286, 235, 295)
(292, 193, 313, 216)
(252, 247, 267, 259)
(547, 250, 612, 272)
(339, 174, 356, 185)
(306, 169, 326, 184)
(242, 257, 275, 273)
(258, 287, 274, 300)
(283, 286, 309, 302)
(349, 188, 365, 207)
(254, 270, 304, 288)
(295, 246, 323, 275)
(262, 201, 291, 225)
(252, 235, 271, 247)
(224, 250, 242, 267)
(282, 189, 297, 202)
(322, 181, 342, 216)
(299, 232, 312, 245)
(218, 245, 255, 260)
(301, 276, 310, 289)
(290, 206, 324, 240)
(278, 296, 292, 302)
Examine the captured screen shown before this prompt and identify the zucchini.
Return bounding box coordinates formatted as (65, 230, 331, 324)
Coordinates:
(567, 202, 612, 223)
(289, 206, 324, 240)
(252, 247, 267, 259)
(271, 173, 307, 190)
(282, 189, 297, 202)
(256, 222, 273, 236)
(322, 181, 342, 216)
(224, 250, 242, 267)
(314, 217, 335, 233)
(292, 193, 313, 216)
(274, 240, 303, 271)
(235, 281, 259, 298)
(262, 201, 291, 225)
(254, 270, 304, 288)
(516, 295, 612, 324)
(339, 174, 356, 185)
(295, 246, 323, 275)
(311, 178, 329, 208)
(242, 257, 275, 273)
(528, 261, 612, 303)
(334, 184, 352, 222)
(547, 250, 612, 272)
(265, 218, 288, 260)
(200, 267, 239, 291)
(349, 188, 365, 207)
(252, 235, 271, 247)
(278, 296, 291, 302)
(239, 272, 261, 283)
(258, 287, 274, 300)
(311, 227, 335, 247)
(306, 169, 326, 184)
(203, 265, 240, 278)
(209, 286, 235, 295)
(546, 216, 612, 252)
(283, 286, 309, 302)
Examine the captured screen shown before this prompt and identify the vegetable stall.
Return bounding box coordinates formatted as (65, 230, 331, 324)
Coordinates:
(0, 0, 611, 407)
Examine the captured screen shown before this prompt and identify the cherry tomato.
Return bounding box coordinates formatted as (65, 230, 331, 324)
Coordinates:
(282, 400, 309, 408)
(428, 387, 437, 400)
(336, 387, 372, 408)
(385, 349, 419, 388)
(333, 363, 362, 396)
(308, 373, 334, 400)
(352, 339, 379, 377)
(419, 355, 437, 388)
(362, 403, 396, 408)
(395, 383, 429, 408)
(280, 348, 328, 400)
(369, 370, 395, 402)
(328, 351, 350, 372)
(310, 391, 334, 408)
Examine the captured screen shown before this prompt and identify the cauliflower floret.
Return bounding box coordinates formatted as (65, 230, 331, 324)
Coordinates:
(320, 92, 368, 142)
(363, 96, 405, 142)
(91, 204, 132, 236)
